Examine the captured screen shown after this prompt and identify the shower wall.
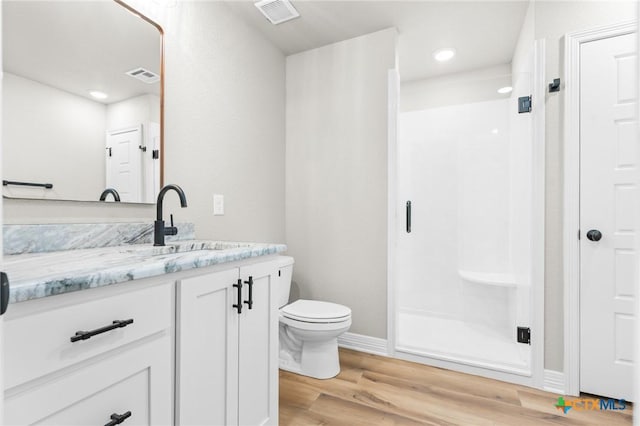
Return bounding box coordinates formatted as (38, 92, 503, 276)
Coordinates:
(397, 98, 512, 319)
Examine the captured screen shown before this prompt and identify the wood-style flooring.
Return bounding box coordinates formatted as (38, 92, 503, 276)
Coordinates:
(279, 348, 633, 426)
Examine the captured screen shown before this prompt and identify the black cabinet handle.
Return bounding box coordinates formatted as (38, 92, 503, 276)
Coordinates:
(406, 201, 412, 233)
(0, 272, 9, 316)
(233, 279, 243, 314)
(70, 319, 134, 343)
(244, 276, 254, 310)
(104, 411, 132, 426)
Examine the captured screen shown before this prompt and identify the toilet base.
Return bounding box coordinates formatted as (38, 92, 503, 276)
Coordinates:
(279, 320, 351, 379)
(280, 337, 341, 379)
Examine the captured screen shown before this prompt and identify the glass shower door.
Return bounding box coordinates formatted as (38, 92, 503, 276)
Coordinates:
(395, 64, 535, 376)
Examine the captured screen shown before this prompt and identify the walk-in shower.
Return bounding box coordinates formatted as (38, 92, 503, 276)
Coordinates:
(392, 46, 541, 379)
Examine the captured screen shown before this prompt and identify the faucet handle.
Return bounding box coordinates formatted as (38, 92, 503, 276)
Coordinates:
(164, 213, 178, 236)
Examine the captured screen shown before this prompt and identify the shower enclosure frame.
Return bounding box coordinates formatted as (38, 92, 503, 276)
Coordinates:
(387, 40, 547, 389)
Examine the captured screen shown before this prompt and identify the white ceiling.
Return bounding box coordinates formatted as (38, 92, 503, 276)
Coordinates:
(226, 0, 530, 82)
(3, 1, 529, 101)
(3, 1, 161, 104)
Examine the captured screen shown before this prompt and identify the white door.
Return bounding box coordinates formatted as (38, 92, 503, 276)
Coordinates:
(106, 126, 142, 203)
(177, 269, 239, 426)
(580, 31, 637, 401)
(238, 262, 278, 426)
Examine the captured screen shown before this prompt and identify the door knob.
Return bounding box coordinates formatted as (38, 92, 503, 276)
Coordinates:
(586, 229, 602, 241)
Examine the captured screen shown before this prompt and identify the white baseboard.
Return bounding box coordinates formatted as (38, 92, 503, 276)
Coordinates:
(544, 369, 565, 394)
(338, 332, 388, 357)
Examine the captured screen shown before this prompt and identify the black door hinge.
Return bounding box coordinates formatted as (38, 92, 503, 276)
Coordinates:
(518, 96, 532, 113)
(152, 149, 159, 159)
(517, 326, 531, 345)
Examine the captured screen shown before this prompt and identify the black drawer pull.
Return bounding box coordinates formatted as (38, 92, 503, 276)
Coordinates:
(244, 276, 254, 310)
(233, 279, 243, 314)
(104, 411, 132, 426)
(406, 200, 412, 233)
(70, 319, 134, 343)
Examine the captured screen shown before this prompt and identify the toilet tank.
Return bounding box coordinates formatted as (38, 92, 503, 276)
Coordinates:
(276, 256, 295, 308)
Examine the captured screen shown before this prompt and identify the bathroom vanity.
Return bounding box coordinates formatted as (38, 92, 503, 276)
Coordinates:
(1, 224, 285, 425)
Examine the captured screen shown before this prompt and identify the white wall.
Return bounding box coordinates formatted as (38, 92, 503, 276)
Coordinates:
(2, 72, 106, 201)
(512, 1, 535, 81)
(4, 1, 286, 245)
(535, 0, 637, 372)
(401, 64, 512, 112)
(106, 94, 160, 131)
(286, 28, 397, 339)
(161, 1, 285, 243)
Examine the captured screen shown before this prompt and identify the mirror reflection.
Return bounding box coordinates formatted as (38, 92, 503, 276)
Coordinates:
(2, 0, 163, 203)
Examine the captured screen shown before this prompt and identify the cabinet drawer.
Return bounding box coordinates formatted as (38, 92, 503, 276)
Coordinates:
(5, 332, 172, 426)
(4, 282, 172, 389)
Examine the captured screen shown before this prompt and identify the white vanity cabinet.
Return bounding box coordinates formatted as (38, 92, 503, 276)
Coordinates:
(2, 252, 281, 426)
(176, 259, 279, 426)
(3, 280, 174, 426)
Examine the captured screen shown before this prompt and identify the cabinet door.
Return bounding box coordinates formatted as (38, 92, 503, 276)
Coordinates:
(4, 332, 172, 425)
(238, 262, 278, 426)
(177, 269, 240, 426)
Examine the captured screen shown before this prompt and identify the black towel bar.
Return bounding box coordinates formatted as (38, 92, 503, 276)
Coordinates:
(3, 180, 53, 189)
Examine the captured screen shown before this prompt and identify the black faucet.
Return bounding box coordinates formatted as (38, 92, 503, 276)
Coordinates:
(154, 184, 188, 246)
(99, 188, 121, 202)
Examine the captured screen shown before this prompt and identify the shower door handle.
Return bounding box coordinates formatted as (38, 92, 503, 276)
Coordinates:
(406, 201, 411, 233)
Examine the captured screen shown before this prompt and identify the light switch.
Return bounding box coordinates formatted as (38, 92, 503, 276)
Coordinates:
(213, 194, 224, 215)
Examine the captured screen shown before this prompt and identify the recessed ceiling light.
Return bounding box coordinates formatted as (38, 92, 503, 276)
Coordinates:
(491, 128, 499, 134)
(89, 90, 108, 100)
(433, 48, 456, 62)
(497, 86, 513, 94)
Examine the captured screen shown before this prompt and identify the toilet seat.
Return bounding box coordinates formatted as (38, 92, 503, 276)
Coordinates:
(281, 299, 351, 323)
(279, 313, 352, 332)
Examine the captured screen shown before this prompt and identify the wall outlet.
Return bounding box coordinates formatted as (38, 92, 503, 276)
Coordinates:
(213, 194, 224, 215)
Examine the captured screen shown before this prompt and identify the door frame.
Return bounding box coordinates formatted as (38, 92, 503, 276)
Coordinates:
(562, 20, 637, 397)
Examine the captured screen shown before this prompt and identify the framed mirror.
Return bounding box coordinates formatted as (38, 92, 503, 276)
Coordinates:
(2, 0, 163, 204)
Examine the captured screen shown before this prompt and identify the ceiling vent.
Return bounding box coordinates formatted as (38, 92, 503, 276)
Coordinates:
(255, 0, 300, 25)
(125, 67, 160, 84)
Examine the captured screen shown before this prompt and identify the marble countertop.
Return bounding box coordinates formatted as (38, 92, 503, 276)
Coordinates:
(3, 240, 287, 303)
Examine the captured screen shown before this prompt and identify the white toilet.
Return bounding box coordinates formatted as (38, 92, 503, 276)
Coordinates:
(277, 256, 352, 379)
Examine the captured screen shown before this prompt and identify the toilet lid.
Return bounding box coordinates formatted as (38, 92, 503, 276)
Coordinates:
(281, 299, 351, 322)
